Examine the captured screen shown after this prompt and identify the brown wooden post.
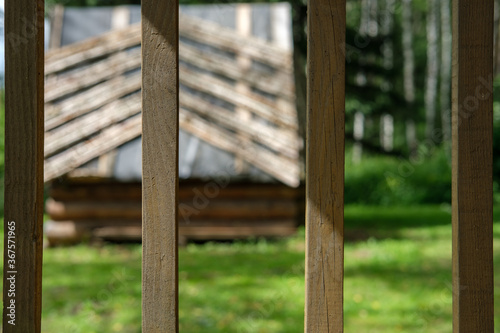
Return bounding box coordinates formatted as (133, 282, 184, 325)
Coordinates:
(452, 0, 494, 332)
(3, 0, 45, 331)
(142, 0, 179, 332)
(305, 0, 345, 332)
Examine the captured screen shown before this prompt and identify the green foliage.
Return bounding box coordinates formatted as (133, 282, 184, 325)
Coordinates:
(345, 147, 452, 206)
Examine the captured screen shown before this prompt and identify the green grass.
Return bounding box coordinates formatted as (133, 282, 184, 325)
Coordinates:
(1, 205, 500, 332)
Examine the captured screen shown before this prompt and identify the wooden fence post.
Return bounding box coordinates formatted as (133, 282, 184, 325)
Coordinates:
(452, 0, 494, 332)
(305, 0, 345, 332)
(142, 1, 179, 332)
(3, 0, 45, 331)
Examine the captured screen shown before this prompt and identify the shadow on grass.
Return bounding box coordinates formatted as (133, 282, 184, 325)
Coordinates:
(344, 205, 500, 242)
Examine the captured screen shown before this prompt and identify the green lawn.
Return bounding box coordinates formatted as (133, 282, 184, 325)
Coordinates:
(1, 205, 500, 332)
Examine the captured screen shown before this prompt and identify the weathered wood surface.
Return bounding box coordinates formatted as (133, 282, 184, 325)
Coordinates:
(46, 198, 297, 221)
(44, 114, 142, 181)
(451, 0, 494, 332)
(45, 73, 141, 130)
(180, 93, 299, 159)
(45, 24, 140, 74)
(45, 219, 297, 245)
(305, 0, 346, 332)
(142, 0, 179, 331)
(3, 0, 45, 331)
(179, 66, 297, 128)
(45, 48, 141, 102)
(45, 94, 140, 156)
(180, 108, 300, 187)
(179, 14, 291, 69)
(49, 181, 303, 202)
(46, 14, 290, 74)
(43, 11, 299, 186)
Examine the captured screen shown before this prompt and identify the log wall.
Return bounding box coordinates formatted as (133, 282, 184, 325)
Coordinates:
(45, 180, 304, 246)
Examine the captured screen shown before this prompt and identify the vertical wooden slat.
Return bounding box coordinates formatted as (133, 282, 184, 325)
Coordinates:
(452, 0, 494, 332)
(3, 0, 45, 332)
(49, 4, 64, 49)
(142, 1, 179, 332)
(305, 0, 345, 332)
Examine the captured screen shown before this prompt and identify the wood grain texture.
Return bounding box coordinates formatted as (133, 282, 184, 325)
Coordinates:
(305, 0, 345, 332)
(142, 0, 179, 332)
(3, 0, 45, 331)
(452, 0, 494, 332)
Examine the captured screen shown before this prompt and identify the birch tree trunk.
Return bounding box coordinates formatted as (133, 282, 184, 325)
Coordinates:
(381, 0, 395, 70)
(440, 0, 452, 145)
(402, 0, 417, 153)
(353, 112, 364, 164)
(425, 0, 440, 141)
(380, 0, 394, 152)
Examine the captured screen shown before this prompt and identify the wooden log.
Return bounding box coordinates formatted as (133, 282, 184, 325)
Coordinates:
(45, 48, 141, 102)
(180, 219, 296, 239)
(49, 183, 142, 202)
(178, 199, 297, 220)
(305, 0, 345, 332)
(45, 94, 140, 156)
(180, 108, 300, 187)
(3, 0, 45, 331)
(142, 0, 179, 331)
(45, 220, 142, 245)
(180, 65, 297, 129)
(179, 14, 292, 70)
(45, 13, 293, 76)
(452, 0, 494, 331)
(45, 72, 141, 130)
(45, 219, 296, 245)
(46, 87, 297, 161)
(46, 69, 297, 156)
(44, 220, 91, 246)
(44, 114, 142, 182)
(45, 199, 142, 220)
(180, 93, 299, 159)
(45, 24, 141, 74)
(179, 43, 295, 101)
(94, 226, 142, 240)
(46, 198, 297, 221)
(49, 182, 303, 202)
(44, 106, 299, 185)
(45, 40, 293, 110)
